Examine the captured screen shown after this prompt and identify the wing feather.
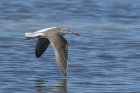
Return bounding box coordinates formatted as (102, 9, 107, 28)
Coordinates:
(35, 38, 50, 58)
(55, 46, 68, 76)
(50, 34, 68, 76)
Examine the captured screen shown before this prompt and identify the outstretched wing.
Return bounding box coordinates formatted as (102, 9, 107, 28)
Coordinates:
(35, 38, 50, 58)
(50, 34, 68, 76)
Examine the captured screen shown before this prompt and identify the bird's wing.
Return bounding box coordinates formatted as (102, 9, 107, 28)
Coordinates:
(50, 34, 68, 76)
(35, 38, 50, 58)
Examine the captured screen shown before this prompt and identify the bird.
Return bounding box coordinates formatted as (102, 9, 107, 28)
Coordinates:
(23, 27, 80, 76)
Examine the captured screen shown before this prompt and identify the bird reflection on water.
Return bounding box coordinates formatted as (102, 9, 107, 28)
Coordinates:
(34, 78, 67, 93)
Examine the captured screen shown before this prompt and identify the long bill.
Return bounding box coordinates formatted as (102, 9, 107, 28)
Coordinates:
(73, 33, 80, 36)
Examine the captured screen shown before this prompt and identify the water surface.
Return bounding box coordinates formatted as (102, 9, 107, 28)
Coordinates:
(0, 0, 140, 92)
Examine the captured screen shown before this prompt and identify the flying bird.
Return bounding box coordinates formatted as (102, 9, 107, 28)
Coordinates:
(23, 27, 80, 76)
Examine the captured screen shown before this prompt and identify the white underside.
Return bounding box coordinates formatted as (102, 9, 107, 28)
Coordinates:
(25, 27, 57, 38)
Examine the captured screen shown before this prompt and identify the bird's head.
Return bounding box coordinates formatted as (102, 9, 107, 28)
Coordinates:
(61, 28, 80, 36)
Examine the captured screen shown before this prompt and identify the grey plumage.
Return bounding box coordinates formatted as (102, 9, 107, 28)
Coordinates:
(24, 27, 80, 76)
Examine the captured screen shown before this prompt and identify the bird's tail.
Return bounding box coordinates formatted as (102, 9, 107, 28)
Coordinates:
(25, 32, 34, 37)
(22, 32, 33, 40)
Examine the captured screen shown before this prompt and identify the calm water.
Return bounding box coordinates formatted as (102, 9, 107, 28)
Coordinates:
(0, 0, 140, 92)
